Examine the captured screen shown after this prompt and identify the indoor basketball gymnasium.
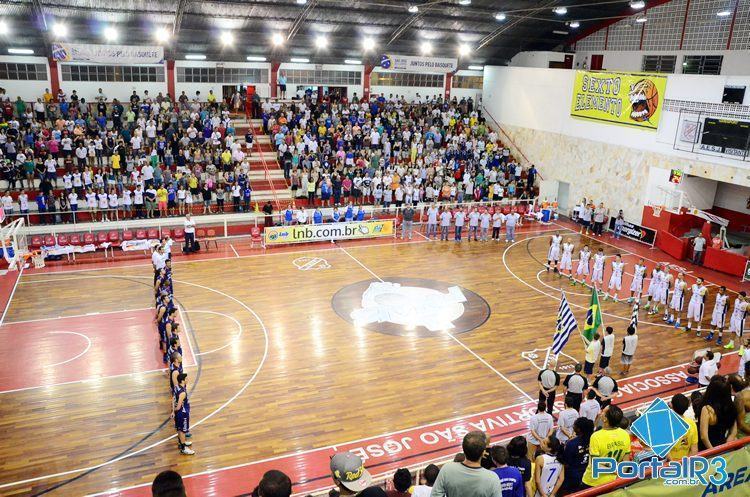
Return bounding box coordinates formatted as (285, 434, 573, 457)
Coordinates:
(0, 1, 749, 497)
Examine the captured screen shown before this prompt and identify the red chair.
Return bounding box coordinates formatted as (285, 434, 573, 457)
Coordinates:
(250, 226, 264, 249)
(160, 228, 172, 239)
(83, 233, 96, 245)
(502, 206, 511, 215)
(205, 228, 219, 250)
(123, 230, 134, 241)
(147, 228, 159, 239)
(136, 229, 147, 240)
(30, 235, 43, 250)
(57, 234, 70, 246)
(173, 228, 185, 242)
(108, 231, 121, 247)
(97, 232, 108, 244)
(516, 204, 527, 215)
(70, 234, 83, 246)
(43, 235, 56, 247)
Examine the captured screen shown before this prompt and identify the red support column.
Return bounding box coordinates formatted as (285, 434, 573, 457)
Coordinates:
(726, 0, 739, 49)
(363, 64, 373, 100)
(679, 0, 691, 50)
(270, 62, 280, 99)
(48, 57, 60, 96)
(166, 60, 175, 101)
(444, 71, 453, 101)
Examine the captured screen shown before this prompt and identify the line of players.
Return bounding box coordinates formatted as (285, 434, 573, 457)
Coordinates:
(154, 257, 195, 456)
(545, 233, 748, 350)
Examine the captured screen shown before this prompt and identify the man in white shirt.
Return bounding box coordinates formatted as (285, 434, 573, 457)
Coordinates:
(439, 208, 452, 242)
(184, 213, 196, 251)
(556, 396, 579, 443)
(579, 391, 601, 423)
(426, 203, 439, 240)
(152, 245, 168, 283)
(698, 350, 719, 387)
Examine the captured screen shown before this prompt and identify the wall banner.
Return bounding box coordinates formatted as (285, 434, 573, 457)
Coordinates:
(51, 42, 164, 64)
(600, 444, 750, 497)
(379, 54, 457, 73)
(608, 217, 657, 246)
(570, 70, 668, 130)
(264, 219, 395, 246)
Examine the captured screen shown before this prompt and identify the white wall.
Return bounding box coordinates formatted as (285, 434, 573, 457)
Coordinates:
(0, 55, 52, 102)
(280, 62, 364, 99)
(510, 51, 568, 68)
(680, 176, 718, 210)
(715, 182, 750, 213)
(174, 60, 271, 100)
(574, 50, 750, 77)
(57, 69, 169, 102)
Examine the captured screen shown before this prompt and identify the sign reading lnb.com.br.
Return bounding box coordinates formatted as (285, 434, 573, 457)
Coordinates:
(593, 399, 733, 490)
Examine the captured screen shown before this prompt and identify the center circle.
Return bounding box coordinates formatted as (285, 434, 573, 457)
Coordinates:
(332, 277, 491, 337)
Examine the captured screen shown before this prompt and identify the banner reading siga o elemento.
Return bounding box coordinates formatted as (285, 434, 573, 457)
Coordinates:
(570, 70, 667, 130)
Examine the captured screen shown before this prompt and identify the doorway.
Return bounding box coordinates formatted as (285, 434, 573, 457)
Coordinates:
(557, 181, 571, 216)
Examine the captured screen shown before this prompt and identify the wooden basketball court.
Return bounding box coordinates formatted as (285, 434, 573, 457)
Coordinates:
(0, 221, 740, 496)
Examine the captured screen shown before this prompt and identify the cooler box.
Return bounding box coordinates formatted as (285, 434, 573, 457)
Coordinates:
(541, 209, 552, 223)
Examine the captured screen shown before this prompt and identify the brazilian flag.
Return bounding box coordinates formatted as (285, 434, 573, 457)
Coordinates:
(582, 287, 602, 342)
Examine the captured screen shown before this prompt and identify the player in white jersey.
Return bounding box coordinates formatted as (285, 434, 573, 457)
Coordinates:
(533, 435, 564, 497)
(591, 248, 606, 287)
(628, 259, 647, 304)
(604, 254, 625, 302)
(559, 239, 574, 278)
(666, 272, 687, 328)
(547, 234, 562, 273)
(657, 270, 673, 312)
(645, 264, 665, 315)
(685, 277, 708, 336)
(707, 286, 730, 346)
(574, 245, 591, 286)
(725, 291, 747, 350)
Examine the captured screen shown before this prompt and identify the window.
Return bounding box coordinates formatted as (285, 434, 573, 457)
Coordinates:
(452, 75, 483, 89)
(176, 67, 269, 84)
(370, 72, 444, 87)
(282, 69, 361, 86)
(0, 63, 47, 81)
(681, 55, 723, 75)
(641, 55, 677, 74)
(61, 64, 165, 82)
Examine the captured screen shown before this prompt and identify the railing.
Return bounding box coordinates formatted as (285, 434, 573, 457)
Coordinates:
(481, 104, 542, 181)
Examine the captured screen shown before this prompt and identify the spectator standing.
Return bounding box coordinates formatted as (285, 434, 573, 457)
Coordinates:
(692, 233, 706, 266)
(439, 208, 452, 241)
(533, 435, 564, 497)
(527, 402, 554, 458)
(490, 446, 523, 497)
(698, 350, 719, 387)
(505, 210, 520, 243)
(556, 396, 579, 444)
(619, 326, 638, 375)
(386, 468, 412, 497)
(579, 391, 601, 423)
(537, 365, 560, 415)
(426, 203, 438, 240)
(592, 203, 606, 237)
(697, 376, 737, 450)
(559, 418, 594, 495)
(581, 406, 630, 488)
(412, 464, 439, 497)
(402, 205, 415, 240)
(591, 374, 618, 409)
(184, 213, 196, 251)
(254, 469, 292, 497)
(151, 470, 186, 497)
(329, 452, 380, 496)
(731, 373, 750, 438)
(563, 364, 588, 411)
(430, 431, 502, 497)
(506, 436, 533, 497)
(668, 393, 698, 461)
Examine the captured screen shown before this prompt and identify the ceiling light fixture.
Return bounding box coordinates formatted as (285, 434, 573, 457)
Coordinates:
(362, 36, 376, 51)
(569, 21, 580, 28)
(344, 59, 362, 65)
(408, 5, 419, 13)
(272, 32, 284, 46)
(8, 48, 34, 55)
(246, 55, 267, 61)
(155, 27, 170, 43)
(458, 43, 471, 56)
(185, 54, 206, 60)
(220, 31, 234, 45)
(458, 0, 471, 5)
(635, 16, 647, 22)
(467, 65, 484, 71)
(103, 26, 118, 42)
(52, 23, 68, 37)
(296, 0, 308, 4)
(716, 9, 732, 17)
(315, 35, 328, 49)
(495, 13, 506, 21)
(421, 41, 432, 55)
(553, 7, 567, 15)
(0, 21, 8, 35)
(290, 57, 310, 63)
(552, 30, 569, 35)
(629, 0, 645, 9)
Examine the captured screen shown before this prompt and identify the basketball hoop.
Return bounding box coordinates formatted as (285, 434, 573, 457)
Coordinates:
(652, 205, 664, 217)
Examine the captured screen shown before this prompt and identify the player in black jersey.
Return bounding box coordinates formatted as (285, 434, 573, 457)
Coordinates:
(172, 372, 194, 455)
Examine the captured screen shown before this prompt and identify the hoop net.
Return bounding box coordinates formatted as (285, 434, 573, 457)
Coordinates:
(652, 205, 664, 217)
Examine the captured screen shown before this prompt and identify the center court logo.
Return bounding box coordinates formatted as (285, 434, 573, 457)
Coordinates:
(593, 398, 728, 486)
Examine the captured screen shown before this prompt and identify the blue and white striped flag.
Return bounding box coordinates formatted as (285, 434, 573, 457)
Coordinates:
(552, 291, 578, 355)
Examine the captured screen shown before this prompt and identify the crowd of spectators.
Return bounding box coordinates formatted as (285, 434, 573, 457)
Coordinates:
(0, 85, 539, 227)
(151, 363, 750, 497)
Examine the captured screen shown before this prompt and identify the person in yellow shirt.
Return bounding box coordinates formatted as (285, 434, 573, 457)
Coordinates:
(668, 393, 699, 461)
(111, 153, 121, 173)
(582, 405, 631, 487)
(221, 149, 231, 166)
(43, 88, 53, 103)
(207, 90, 217, 109)
(156, 185, 168, 217)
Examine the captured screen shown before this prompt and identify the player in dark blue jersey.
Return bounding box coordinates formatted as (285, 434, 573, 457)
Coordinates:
(172, 372, 194, 455)
(155, 294, 171, 362)
(169, 352, 183, 393)
(168, 336, 183, 362)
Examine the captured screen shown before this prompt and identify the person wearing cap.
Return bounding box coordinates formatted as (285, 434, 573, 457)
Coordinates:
(330, 452, 385, 496)
(430, 431, 502, 497)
